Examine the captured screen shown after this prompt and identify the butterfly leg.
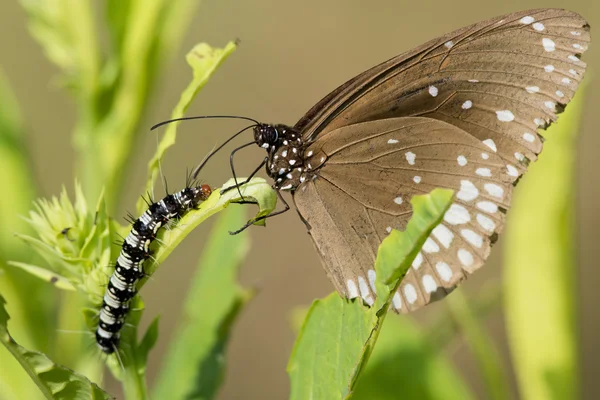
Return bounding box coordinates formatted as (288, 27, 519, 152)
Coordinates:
(220, 157, 268, 196)
(229, 190, 290, 235)
(227, 141, 258, 201)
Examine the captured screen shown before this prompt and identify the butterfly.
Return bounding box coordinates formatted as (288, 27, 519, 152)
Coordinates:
(168, 8, 590, 313)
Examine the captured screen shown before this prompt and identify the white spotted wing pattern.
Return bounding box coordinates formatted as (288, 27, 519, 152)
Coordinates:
(291, 9, 589, 313)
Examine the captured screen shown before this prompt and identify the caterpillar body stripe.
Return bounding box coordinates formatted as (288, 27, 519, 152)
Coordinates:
(96, 184, 212, 354)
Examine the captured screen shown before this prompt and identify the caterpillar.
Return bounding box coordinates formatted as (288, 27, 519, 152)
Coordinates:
(95, 184, 212, 354)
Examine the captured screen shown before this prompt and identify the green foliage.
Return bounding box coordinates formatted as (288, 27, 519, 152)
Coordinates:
(504, 85, 587, 399)
(352, 316, 474, 400)
(1, 1, 589, 399)
(139, 41, 238, 214)
(0, 295, 111, 400)
(153, 206, 254, 400)
(446, 290, 509, 400)
(287, 189, 454, 399)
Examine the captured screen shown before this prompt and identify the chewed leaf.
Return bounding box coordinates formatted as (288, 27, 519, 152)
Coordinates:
(288, 189, 453, 400)
(0, 294, 112, 399)
(139, 41, 237, 214)
(374, 188, 455, 307)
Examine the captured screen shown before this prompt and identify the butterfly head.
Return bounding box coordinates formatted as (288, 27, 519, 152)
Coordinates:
(254, 124, 280, 149)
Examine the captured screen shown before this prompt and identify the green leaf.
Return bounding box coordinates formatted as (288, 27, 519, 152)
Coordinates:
(153, 205, 253, 400)
(6, 262, 76, 291)
(138, 41, 237, 214)
(138, 316, 160, 369)
(0, 294, 112, 400)
(288, 189, 454, 400)
(352, 316, 474, 400)
(504, 82, 587, 399)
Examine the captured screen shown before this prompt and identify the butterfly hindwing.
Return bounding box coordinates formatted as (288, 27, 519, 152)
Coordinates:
(294, 118, 514, 311)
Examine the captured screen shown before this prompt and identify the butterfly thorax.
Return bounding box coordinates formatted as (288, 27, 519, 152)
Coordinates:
(254, 124, 317, 191)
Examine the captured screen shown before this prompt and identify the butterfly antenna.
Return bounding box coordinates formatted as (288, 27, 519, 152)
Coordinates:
(191, 124, 257, 180)
(150, 115, 260, 131)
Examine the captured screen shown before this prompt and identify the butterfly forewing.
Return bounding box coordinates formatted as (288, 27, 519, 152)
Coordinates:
(291, 9, 589, 312)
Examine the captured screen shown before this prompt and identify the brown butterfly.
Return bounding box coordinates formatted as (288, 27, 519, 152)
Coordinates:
(163, 8, 590, 313)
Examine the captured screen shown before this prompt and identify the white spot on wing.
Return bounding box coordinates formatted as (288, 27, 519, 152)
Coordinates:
(569, 69, 578, 76)
(432, 224, 454, 249)
(523, 132, 535, 142)
(544, 101, 555, 110)
(532, 22, 545, 31)
(436, 262, 453, 282)
(507, 164, 519, 177)
(457, 180, 479, 201)
(423, 237, 440, 253)
(515, 152, 525, 162)
(573, 43, 584, 50)
(462, 100, 472, 109)
(496, 110, 515, 122)
(481, 153, 489, 160)
(444, 40, 454, 48)
(483, 139, 497, 152)
(526, 86, 540, 93)
(404, 284, 418, 304)
(571, 31, 581, 36)
(476, 168, 492, 177)
(520, 16, 535, 24)
(556, 90, 565, 98)
(388, 138, 399, 144)
(422, 275, 438, 293)
(444, 203, 471, 225)
(477, 201, 498, 214)
(429, 86, 438, 97)
(413, 176, 422, 184)
(392, 292, 402, 309)
(457, 155, 467, 166)
(394, 197, 403, 205)
(484, 183, 504, 199)
(368, 269, 377, 292)
(544, 65, 555, 72)
(412, 252, 423, 270)
(542, 38, 556, 52)
(358, 276, 374, 305)
(468, 79, 479, 83)
(477, 213, 496, 232)
(562, 77, 571, 85)
(347, 279, 359, 298)
(460, 229, 483, 248)
(568, 55, 580, 63)
(458, 248, 474, 267)
(405, 152, 416, 165)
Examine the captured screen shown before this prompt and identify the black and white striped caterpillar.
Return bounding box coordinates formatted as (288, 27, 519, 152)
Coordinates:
(95, 184, 212, 354)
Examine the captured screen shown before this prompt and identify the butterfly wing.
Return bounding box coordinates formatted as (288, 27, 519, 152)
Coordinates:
(292, 9, 590, 311)
(294, 117, 513, 311)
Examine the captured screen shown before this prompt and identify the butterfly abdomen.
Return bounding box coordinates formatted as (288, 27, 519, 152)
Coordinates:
(95, 184, 211, 354)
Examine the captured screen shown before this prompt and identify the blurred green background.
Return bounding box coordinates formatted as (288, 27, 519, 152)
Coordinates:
(0, 1, 598, 399)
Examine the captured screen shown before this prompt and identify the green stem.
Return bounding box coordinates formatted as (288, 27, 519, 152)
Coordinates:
(447, 290, 510, 400)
